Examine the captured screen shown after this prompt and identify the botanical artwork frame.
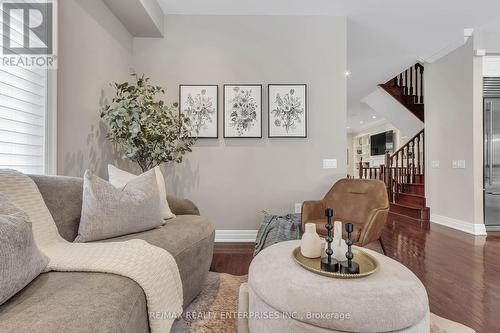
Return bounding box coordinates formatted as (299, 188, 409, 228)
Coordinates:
(179, 85, 219, 138)
(268, 84, 307, 138)
(223, 84, 262, 138)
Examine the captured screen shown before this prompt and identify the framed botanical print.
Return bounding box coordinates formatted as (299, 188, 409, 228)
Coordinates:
(223, 84, 262, 138)
(179, 85, 218, 138)
(268, 84, 307, 138)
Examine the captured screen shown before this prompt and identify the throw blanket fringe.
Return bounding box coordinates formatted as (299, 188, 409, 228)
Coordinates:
(0, 169, 183, 333)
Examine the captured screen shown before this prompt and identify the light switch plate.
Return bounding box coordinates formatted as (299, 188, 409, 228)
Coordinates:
(431, 160, 440, 168)
(452, 160, 466, 169)
(294, 203, 302, 214)
(323, 159, 337, 169)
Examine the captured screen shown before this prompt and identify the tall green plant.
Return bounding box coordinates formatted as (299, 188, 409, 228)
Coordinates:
(101, 73, 196, 172)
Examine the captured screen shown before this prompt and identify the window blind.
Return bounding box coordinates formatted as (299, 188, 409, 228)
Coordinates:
(0, 2, 48, 174)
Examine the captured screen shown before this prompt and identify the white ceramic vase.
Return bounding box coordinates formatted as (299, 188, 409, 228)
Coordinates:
(301, 223, 322, 258)
(332, 221, 348, 261)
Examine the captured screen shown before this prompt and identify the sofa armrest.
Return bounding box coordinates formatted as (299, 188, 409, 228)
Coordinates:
(167, 195, 200, 216)
(301, 200, 326, 232)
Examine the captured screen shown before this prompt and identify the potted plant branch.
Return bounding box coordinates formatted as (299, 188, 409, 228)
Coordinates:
(101, 73, 196, 172)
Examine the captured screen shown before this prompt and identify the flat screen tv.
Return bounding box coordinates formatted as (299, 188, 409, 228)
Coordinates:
(370, 131, 393, 156)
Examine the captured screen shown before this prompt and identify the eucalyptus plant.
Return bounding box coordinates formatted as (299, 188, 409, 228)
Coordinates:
(101, 73, 196, 172)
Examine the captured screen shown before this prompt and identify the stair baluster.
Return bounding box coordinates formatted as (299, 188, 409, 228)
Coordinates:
(417, 63, 424, 103)
(397, 152, 401, 193)
(411, 141, 416, 182)
(414, 65, 419, 103)
(409, 66, 413, 95)
(416, 135, 420, 174)
(404, 70, 408, 95)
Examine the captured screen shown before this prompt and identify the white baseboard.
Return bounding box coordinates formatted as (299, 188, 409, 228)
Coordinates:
(215, 230, 258, 242)
(215, 216, 488, 241)
(430, 214, 487, 236)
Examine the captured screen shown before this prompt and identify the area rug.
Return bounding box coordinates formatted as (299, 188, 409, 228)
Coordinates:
(171, 272, 247, 333)
(172, 272, 476, 333)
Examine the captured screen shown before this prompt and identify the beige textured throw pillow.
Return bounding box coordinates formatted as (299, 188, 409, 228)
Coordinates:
(75, 169, 163, 242)
(0, 195, 49, 305)
(108, 164, 175, 221)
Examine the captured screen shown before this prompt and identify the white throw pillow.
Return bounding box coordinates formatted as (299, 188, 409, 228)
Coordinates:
(108, 164, 175, 221)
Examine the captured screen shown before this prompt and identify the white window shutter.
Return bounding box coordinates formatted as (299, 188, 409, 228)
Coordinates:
(0, 3, 48, 175)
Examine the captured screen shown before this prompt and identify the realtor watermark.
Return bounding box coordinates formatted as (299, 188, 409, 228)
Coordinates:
(0, 0, 57, 68)
(149, 311, 352, 321)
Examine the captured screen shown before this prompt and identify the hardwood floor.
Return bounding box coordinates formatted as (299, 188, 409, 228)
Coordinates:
(211, 216, 500, 333)
(210, 242, 254, 276)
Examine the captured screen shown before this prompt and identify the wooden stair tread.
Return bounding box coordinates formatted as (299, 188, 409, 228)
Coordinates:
(402, 184, 424, 187)
(390, 203, 430, 221)
(394, 192, 426, 207)
(388, 211, 429, 224)
(390, 202, 428, 210)
(394, 192, 425, 198)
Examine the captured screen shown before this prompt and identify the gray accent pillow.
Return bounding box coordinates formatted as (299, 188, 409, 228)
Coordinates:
(75, 169, 162, 242)
(0, 195, 49, 305)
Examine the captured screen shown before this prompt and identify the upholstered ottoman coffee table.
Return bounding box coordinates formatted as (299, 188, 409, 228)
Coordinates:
(238, 240, 430, 333)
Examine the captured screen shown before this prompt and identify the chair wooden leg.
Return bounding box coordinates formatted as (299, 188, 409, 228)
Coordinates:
(379, 237, 387, 255)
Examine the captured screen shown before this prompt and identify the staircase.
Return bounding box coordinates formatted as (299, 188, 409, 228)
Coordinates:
(379, 63, 425, 122)
(359, 63, 429, 224)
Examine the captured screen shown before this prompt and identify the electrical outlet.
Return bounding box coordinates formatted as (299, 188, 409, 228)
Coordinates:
(295, 203, 302, 214)
(452, 160, 458, 169)
(323, 159, 337, 169)
(431, 160, 440, 168)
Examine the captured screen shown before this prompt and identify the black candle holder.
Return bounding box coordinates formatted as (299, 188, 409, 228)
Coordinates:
(339, 223, 360, 274)
(320, 208, 339, 272)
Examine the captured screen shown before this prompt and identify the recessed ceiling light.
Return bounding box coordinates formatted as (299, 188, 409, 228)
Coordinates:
(346, 126, 351, 129)
(345, 71, 351, 77)
(359, 120, 364, 124)
(372, 115, 377, 119)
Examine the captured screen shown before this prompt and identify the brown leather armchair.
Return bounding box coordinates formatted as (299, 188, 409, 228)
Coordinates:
(301, 179, 389, 254)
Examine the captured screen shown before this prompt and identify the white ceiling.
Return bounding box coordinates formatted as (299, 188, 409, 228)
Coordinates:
(158, 0, 500, 133)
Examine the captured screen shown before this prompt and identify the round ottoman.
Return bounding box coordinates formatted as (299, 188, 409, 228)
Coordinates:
(240, 240, 430, 333)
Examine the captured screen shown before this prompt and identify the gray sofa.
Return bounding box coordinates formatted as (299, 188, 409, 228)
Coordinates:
(0, 175, 215, 333)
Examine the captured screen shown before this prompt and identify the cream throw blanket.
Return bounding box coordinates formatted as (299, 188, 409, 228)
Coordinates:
(0, 169, 183, 333)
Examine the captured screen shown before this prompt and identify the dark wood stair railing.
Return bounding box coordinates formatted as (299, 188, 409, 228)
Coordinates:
(381, 63, 425, 122)
(384, 129, 424, 200)
(358, 129, 428, 223)
(358, 162, 385, 181)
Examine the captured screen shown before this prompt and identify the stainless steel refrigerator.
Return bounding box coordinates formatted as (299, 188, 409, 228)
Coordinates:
(484, 97, 500, 231)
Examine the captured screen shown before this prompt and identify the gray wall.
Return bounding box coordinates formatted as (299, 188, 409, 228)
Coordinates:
(425, 38, 483, 225)
(133, 15, 347, 230)
(58, 0, 135, 178)
(481, 32, 500, 54)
